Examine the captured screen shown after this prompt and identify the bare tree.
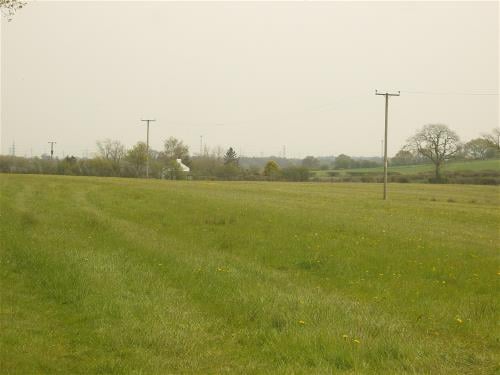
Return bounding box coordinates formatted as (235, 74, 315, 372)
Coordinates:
(464, 138, 493, 160)
(407, 124, 461, 180)
(482, 128, 500, 150)
(0, 0, 26, 21)
(214, 146, 225, 160)
(96, 139, 126, 175)
(96, 139, 126, 161)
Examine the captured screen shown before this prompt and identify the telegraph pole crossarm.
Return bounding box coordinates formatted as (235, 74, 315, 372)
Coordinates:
(140, 119, 156, 178)
(375, 90, 400, 200)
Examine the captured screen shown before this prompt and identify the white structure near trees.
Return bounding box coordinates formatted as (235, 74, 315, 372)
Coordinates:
(176, 159, 190, 172)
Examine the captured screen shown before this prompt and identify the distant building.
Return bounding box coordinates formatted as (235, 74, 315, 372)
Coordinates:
(176, 159, 190, 172)
(161, 159, 191, 180)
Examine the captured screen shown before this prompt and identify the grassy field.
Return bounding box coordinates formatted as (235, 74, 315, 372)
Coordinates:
(314, 159, 500, 177)
(1, 174, 499, 374)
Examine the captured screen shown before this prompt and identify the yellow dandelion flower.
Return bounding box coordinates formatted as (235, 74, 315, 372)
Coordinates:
(298, 320, 305, 325)
(456, 318, 463, 324)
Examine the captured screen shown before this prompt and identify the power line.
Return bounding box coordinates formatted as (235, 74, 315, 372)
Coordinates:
(166, 94, 368, 132)
(229, 94, 368, 129)
(375, 90, 400, 201)
(400, 90, 498, 96)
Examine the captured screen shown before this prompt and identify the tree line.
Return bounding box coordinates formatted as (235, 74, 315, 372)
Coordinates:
(1, 125, 498, 182)
(0, 137, 312, 181)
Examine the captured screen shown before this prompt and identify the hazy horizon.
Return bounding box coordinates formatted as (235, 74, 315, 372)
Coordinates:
(1, 1, 498, 159)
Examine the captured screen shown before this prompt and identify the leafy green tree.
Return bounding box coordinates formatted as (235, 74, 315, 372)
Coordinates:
(281, 166, 311, 181)
(391, 149, 416, 166)
(356, 159, 379, 168)
(216, 163, 240, 180)
(85, 157, 114, 176)
(301, 156, 320, 169)
(407, 124, 461, 180)
(190, 155, 222, 179)
(263, 160, 281, 180)
(223, 147, 239, 166)
(126, 142, 148, 177)
(59, 156, 80, 175)
(334, 154, 354, 169)
(162, 137, 190, 164)
(242, 165, 261, 180)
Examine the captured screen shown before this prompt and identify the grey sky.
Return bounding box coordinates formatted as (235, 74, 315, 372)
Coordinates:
(1, 1, 498, 158)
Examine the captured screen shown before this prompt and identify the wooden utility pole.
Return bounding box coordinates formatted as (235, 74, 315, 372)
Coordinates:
(140, 119, 156, 178)
(48, 141, 56, 160)
(375, 90, 400, 200)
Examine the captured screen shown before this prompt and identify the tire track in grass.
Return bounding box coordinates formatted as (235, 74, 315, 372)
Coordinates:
(1, 181, 240, 373)
(0, 180, 96, 374)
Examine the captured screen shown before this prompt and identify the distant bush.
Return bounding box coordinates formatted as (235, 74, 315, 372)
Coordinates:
(281, 166, 311, 181)
(392, 176, 410, 183)
(428, 177, 448, 184)
(360, 176, 376, 183)
(451, 176, 500, 185)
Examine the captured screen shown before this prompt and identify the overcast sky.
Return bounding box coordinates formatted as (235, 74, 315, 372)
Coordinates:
(1, 1, 498, 158)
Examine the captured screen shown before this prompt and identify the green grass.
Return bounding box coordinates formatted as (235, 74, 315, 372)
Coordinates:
(1, 174, 499, 374)
(315, 159, 500, 177)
